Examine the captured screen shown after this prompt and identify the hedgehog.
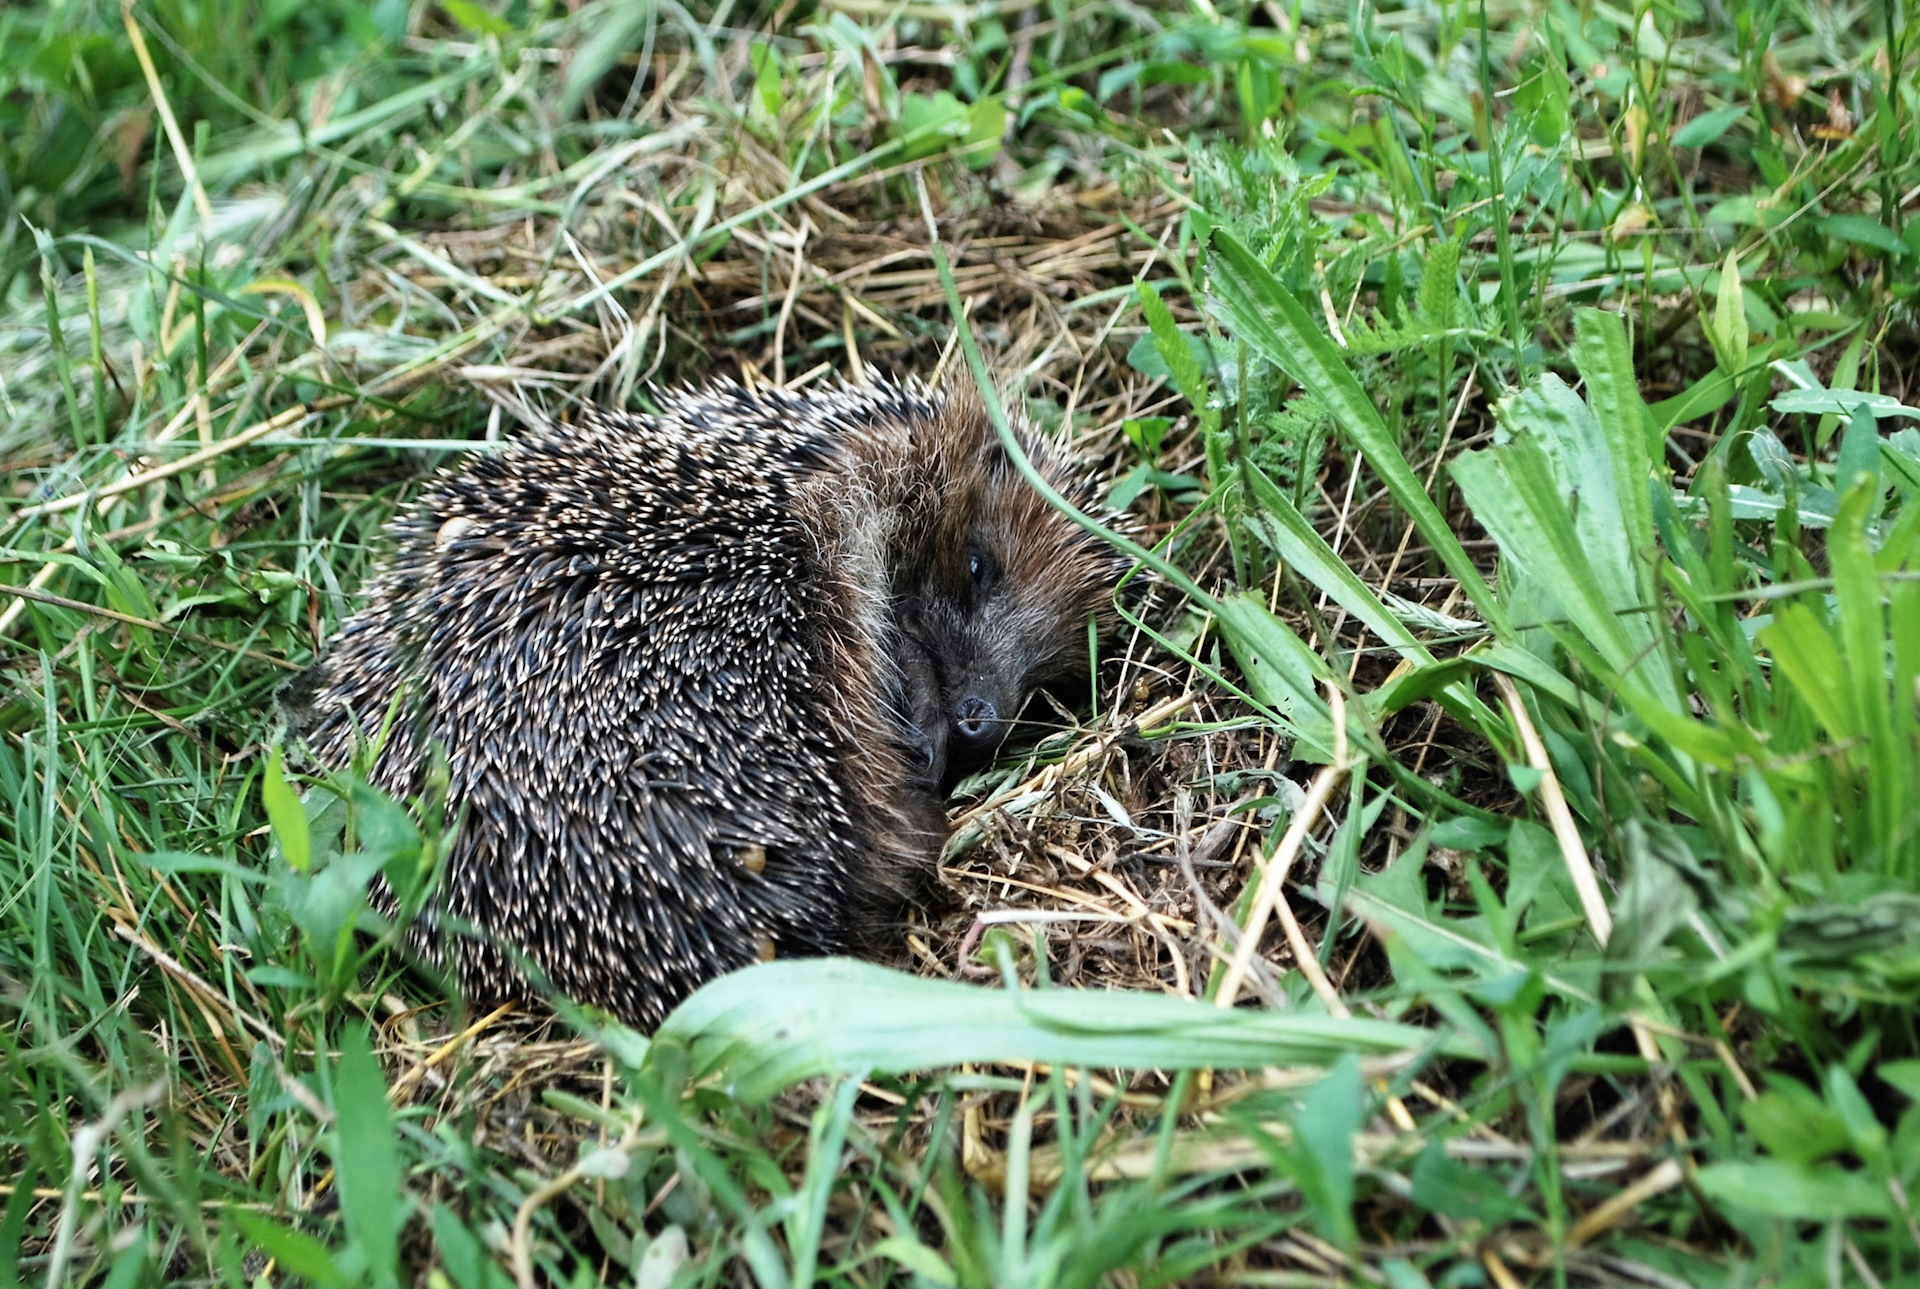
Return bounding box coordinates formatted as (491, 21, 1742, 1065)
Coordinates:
(287, 377, 1127, 1028)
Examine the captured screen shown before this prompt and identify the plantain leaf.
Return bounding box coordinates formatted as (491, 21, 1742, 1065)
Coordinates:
(655, 959, 1471, 1103)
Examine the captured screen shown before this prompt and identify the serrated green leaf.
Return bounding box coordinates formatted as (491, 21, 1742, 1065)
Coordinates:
(1137, 279, 1209, 414)
(1416, 240, 1459, 332)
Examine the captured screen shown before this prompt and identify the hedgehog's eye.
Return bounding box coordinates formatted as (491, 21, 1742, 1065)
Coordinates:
(967, 548, 998, 589)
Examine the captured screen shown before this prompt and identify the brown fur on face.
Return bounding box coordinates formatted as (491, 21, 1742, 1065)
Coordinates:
(865, 389, 1131, 783)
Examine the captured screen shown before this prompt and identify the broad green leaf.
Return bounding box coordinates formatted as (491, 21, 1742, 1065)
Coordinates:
(870, 1237, 957, 1286)
(1237, 462, 1501, 737)
(1771, 388, 1920, 420)
(1453, 439, 1635, 677)
(1295, 1056, 1363, 1247)
(1373, 657, 1477, 715)
(1609, 822, 1699, 965)
(431, 1206, 515, 1289)
(332, 1024, 402, 1289)
(1743, 1084, 1850, 1165)
(1706, 253, 1749, 378)
(962, 97, 1005, 167)
(1410, 1143, 1532, 1222)
(1815, 214, 1908, 257)
(263, 747, 311, 873)
(1881, 435, 1920, 495)
(636, 1228, 693, 1289)
(1879, 1060, 1920, 1102)
(1824, 1064, 1889, 1166)
(442, 0, 512, 36)
(1241, 463, 1428, 661)
(750, 41, 785, 116)
(1671, 103, 1749, 149)
(1650, 369, 1736, 430)
(230, 1213, 345, 1287)
(1571, 308, 1660, 600)
(1469, 641, 1586, 712)
(1514, 54, 1572, 145)
(1211, 591, 1334, 733)
(1828, 483, 1909, 852)
(1836, 408, 1882, 493)
(898, 91, 972, 160)
(1341, 880, 1598, 1003)
(1758, 603, 1856, 741)
(655, 959, 1470, 1103)
(1695, 1160, 1892, 1218)
(1456, 371, 1683, 714)
(1204, 227, 1508, 633)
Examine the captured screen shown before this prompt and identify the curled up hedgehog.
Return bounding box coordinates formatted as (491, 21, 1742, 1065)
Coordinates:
(286, 377, 1128, 1028)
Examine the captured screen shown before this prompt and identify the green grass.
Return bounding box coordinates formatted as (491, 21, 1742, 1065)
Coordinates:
(5, 0, 1920, 1284)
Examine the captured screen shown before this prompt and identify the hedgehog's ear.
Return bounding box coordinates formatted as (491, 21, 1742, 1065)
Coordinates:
(982, 437, 1013, 476)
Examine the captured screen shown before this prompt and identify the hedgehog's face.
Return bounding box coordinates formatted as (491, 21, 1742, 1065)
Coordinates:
(903, 435, 1127, 786)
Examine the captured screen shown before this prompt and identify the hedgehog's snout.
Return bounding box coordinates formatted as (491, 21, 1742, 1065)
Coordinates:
(953, 695, 999, 748)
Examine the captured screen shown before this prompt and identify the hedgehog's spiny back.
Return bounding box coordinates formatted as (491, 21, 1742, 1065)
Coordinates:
(294, 392, 944, 1027)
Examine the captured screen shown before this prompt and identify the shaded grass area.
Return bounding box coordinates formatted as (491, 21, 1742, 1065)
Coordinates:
(4, 0, 1920, 1284)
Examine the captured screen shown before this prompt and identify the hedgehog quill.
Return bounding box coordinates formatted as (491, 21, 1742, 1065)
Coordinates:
(287, 377, 1128, 1028)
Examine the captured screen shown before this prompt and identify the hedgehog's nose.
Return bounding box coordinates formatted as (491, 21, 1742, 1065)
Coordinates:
(954, 696, 998, 747)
